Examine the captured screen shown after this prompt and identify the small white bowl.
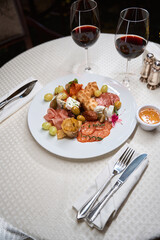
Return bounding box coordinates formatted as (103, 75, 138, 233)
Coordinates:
(136, 105, 160, 131)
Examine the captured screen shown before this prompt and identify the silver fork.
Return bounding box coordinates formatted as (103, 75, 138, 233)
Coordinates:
(77, 147, 135, 220)
(0, 80, 37, 110)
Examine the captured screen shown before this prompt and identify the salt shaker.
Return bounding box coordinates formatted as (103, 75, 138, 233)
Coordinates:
(147, 60, 160, 90)
(140, 53, 154, 82)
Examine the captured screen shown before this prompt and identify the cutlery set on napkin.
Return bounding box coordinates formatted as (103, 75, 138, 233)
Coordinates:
(0, 77, 42, 123)
(73, 144, 148, 230)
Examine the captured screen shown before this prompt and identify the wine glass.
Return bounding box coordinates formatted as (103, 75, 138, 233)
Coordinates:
(70, 0, 100, 72)
(115, 7, 149, 88)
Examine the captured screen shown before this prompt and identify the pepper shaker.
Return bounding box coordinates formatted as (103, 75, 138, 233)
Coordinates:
(140, 53, 154, 82)
(147, 60, 160, 90)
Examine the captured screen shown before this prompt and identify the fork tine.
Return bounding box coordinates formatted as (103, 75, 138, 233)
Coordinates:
(118, 147, 134, 167)
(118, 147, 131, 164)
(122, 148, 132, 162)
(124, 149, 135, 166)
(116, 147, 129, 164)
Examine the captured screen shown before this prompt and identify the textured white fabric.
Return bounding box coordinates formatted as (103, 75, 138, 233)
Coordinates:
(0, 217, 35, 240)
(73, 143, 148, 230)
(0, 34, 160, 240)
(0, 77, 42, 123)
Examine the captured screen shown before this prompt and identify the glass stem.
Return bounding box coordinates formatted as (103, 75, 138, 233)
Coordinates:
(85, 48, 91, 71)
(122, 59, 130, 88)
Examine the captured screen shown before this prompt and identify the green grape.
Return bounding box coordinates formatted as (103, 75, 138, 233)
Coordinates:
(57, 85, 64, 93)
(54, 87, 59, 95)
(94, 90, 102, 97)
(49, 126, 57, 136)
(60, 92, 68, 100)
(101, 85, 108, 93)
(44, 93, 53, 101)
(42, 122, 52, 130)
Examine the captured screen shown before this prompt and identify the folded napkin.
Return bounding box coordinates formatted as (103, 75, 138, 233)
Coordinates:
(0, 217, 35, 240)
(144, 41, 160, 60)
(0, 77, 42, 123)
(73, 143, 148, 230)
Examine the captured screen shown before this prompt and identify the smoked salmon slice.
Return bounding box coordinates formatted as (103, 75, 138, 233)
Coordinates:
(77, 121, 112, 142)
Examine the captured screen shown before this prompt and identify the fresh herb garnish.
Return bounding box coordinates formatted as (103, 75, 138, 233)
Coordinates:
(93, 123, 105, 127)
(114, 106, 118, 115)
(68, 78, 78, 85)
(82, 135, 103, 141)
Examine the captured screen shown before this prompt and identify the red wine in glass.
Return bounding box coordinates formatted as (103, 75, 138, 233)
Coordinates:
(70, 0, 100, 71)
(71, 25, 100, 48)
(115, 35, 147, 59)
(115, 8, 149, 88)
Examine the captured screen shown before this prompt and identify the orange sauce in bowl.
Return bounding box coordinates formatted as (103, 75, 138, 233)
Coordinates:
(139, 108, 160, 125)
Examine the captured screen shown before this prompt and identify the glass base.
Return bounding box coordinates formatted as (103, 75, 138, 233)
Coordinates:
(113, 71, 139, 91)
(85, 66, 91, 71)
(72, 62, 98, 75)
(121, 79, 130, 90)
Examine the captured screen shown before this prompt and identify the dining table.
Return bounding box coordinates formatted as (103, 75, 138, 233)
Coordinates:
(0, 33, 160, 240)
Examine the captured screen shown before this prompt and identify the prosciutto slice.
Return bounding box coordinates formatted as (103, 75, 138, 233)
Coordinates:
(44, 108, 68, 130)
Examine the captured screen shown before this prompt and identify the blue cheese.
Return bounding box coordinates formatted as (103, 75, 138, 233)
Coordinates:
(56, 93, 66, 108)
(57, 98, 65, 108)
(66, 97, 80, 110)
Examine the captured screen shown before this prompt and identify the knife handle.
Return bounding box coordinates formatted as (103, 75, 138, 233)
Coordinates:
(0, 99, 8, 110)
(77, 174, 114, 220)
(86, 180, 122, 223)
(0, 97, 18, 110)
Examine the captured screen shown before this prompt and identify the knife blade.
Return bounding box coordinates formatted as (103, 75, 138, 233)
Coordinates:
(86, 153, 147, 223)
(0, 80, 37, 104)
(0, 80, 37, 110)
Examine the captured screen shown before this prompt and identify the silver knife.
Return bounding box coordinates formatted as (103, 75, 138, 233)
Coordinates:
(0, 80, 37, 110)
(86, 153, 147, 224)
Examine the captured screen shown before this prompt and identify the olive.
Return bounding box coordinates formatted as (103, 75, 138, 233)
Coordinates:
(115, 101, 121, 110)
(50, 98, 57, 109)
(77, 115, 85, 123)
(44, 93, 53, 101)
(99, 114, 105, 123)
(63, 103, 67, 110)
(72, 95, 77, 100)
(71, 106, 80, 115)
(65, 83, 70, 93)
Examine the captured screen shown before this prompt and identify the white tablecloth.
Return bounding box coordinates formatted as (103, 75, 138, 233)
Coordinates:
(0, 34, 160, 240)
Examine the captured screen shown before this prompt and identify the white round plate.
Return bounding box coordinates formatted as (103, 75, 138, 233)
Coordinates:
(28, 73, 137, 159)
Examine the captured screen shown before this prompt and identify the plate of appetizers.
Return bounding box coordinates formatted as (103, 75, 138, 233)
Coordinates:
(28, 73, 137, 159)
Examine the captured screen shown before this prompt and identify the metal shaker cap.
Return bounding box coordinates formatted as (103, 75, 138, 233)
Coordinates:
(146, 53, 154, 62)
(153, 60, 160, 70)
(147, 53, 154, 59)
